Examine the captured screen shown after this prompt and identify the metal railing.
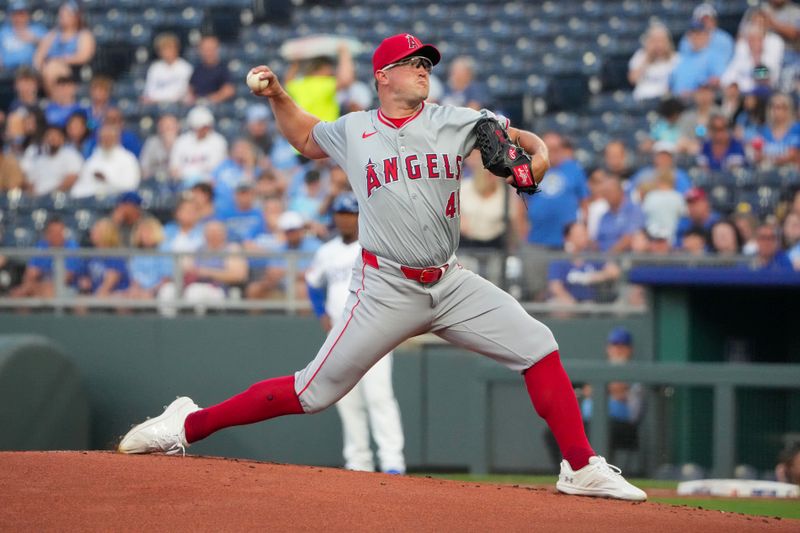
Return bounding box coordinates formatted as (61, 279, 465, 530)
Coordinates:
(0, 246, 765, 315)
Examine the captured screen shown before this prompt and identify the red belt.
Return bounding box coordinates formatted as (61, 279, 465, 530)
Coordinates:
(362, 249, 449, 284)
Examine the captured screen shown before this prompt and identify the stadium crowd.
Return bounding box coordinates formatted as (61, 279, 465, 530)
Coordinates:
(1, 0, 800, 311)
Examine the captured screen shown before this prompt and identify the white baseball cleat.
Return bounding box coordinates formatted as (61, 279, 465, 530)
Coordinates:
(556, 456, 647, 501)
(117, 397, 201, 455)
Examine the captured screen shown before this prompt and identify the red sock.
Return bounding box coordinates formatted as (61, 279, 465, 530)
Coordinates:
(523, 350, 594, 470)
(184, 375, 305, 444)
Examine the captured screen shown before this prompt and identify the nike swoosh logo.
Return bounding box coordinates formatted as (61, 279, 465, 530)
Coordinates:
(362, 131, 378, 139)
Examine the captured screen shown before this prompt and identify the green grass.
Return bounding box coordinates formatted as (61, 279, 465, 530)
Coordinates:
(415, 474, 799, 520)
(650, 497, 800, 520)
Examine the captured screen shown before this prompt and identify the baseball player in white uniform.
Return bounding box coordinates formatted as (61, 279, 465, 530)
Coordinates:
(305, 192, 406, 474)
(119, 33, 646, 501)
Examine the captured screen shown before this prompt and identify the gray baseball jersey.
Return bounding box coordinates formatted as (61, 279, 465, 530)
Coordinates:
(295, 103, 557, 414)
(312, 103, 508, 267)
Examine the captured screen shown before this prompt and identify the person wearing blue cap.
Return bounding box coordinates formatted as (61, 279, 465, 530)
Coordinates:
(670, 20, 727, 97)
(678, 4, 734, 69)
(304, 192, 407, 474)
(112, 191, 145, 247)
(0, 0, 47, 71)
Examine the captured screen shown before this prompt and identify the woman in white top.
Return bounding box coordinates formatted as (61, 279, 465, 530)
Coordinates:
(142, 32, 193, 104)
(628, 23, 679, 101)
(721, 23, 784, 92)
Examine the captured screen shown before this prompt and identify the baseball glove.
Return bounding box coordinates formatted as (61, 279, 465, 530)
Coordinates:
(473, 118, 540, 195)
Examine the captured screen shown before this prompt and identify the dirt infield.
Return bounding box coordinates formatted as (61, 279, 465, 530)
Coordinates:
(0, 452, 795, 532)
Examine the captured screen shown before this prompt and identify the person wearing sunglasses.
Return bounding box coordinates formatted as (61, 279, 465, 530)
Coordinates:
(119, 33, 646, 502)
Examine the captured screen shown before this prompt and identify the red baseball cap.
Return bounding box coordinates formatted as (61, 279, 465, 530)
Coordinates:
(685, 187, 707, 202)
(372, 33, 441, 73)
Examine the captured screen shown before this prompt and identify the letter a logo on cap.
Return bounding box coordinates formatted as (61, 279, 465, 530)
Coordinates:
(406, 34, 418, 49)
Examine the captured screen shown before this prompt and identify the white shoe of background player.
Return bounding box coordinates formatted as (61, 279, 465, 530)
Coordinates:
(556, 456, 647, 501)
(118, 397, 200, 455)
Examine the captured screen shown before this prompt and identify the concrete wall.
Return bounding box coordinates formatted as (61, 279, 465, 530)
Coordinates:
(0, 314, 653, 471)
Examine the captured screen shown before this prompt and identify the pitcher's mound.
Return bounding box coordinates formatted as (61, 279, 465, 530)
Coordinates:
(0, 452, 793, 532)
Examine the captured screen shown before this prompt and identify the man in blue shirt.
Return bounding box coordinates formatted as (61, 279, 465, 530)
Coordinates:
(188, 35, 234, 105)
(9, 216, 80, 298)
(0, 1, 46, 71)
(670, 22, 726, 97)
(524, 133, 589, 249)
(595, 174, 645, 252)
(44, 75, 84, 128)
(697, 114, 747, 171)
(678, 4, 734, 68)
(548, 222, 621, 304)
(219, 182, 267, 245)
(753, 222, 795, 271)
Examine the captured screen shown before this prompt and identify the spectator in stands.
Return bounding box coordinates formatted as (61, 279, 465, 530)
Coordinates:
(285, 43, 355, 122)
(720, 82, 743, 123)
(246, 211, 321, 301)
(734, 85, 771, 142)
(124, 217, 173, 301)
(547, 221, 620, 305)
(752, 221, 794, 270)
(188, 34, 234, 105)
(111, 191, 144, 247)
(644, 97, 686, 152)
(676, 187, 721, 244)
(162, 198, 204, 254)
(139, 113, 179, 181)
(170, 106, 227, 186)
(595, 173, 645, 253)
(141, 32, 193, 104)
(9, 216, 80, 298)
(584, 168, 609, 242)
(288, 169, 329, 231)
(628, 23, 679, 101)
(518, 132, 589, 249)
(21, 123, 83, 196)
(631, 225, 674, 255)
(722, 24, 784, 92)
(64, 110, 91, 158)
(710, 220, 744, 256)
(733, 210, 760, 255)
(629, 142, 692, 199)
(697, 113, 747, 171)
(0, 1, 46, 72)
(337, 79, 374, 113)
(76, 217, 129, 297)
(678, 83, 722, 154)
(7, 67, 39, 113)
(211, 138, 261, 217)
(44, 73, 82, 128)
(176, 220, 248, 314)
(640, 170, 687, 244)
(84, 107, 142, 157)
(71, 123, 141, 199)
(670, 21, 726, 97)
(741, 2, 800, 92)
(603, 140, 635, 180)
(776, 443, 800, 485)
(460, 151, 521, 249)
(5, 103, 45, 157)
(782, 211, 800, 268)
(680, 227, 708, 255)
(87, 75, 114, 130)
(189, 182, 216, 223)
(0, 136, 26, 192)
(440, 56, 488, 110)
(33, 1, 95, 94)
(679, 4, 735, 67)
(243, 104, 299, 175)
(219, 182, 267, 246)
(753, 92, 800, 169)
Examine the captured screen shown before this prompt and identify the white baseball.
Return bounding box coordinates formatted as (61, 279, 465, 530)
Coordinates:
(246, 69, 270, 92)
